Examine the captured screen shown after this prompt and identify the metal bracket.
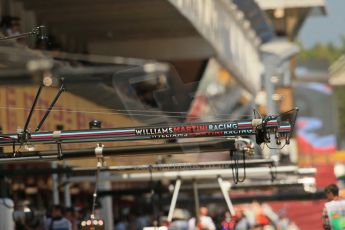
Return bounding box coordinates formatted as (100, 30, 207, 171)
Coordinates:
(95, 143, 104, 159)
(95, 143, 105, 167)
(53, 130, 63, 160)
(235, 138, 254, 156)
(167, 178, 182, 223)
(53, 130, 62, 140)
(57, 142, 63, 160)
(218, 176, 235, 216)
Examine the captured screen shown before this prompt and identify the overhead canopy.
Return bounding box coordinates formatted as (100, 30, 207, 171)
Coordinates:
(255, 0, 326, 38)
(260, 39, 300, 63)
(10, 0, 270, 95)
(255, 0, 325, 11)
(232, 0, 275, 43)
(168, 0, 265, 94)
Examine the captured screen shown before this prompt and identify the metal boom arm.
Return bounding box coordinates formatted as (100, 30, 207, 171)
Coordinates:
(0, 118, 291, 146)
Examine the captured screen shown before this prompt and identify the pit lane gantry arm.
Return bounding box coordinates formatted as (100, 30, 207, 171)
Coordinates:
(0, 116, 293, 147)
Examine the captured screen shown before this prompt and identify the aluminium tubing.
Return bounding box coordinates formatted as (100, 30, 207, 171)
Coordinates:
(0, 119, 290, 146)
(67, 166, 314, 183)
(0, 159, 274, 176)
(0, 140, 236, 164)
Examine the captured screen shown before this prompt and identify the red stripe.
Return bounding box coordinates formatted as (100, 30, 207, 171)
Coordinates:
(60, 132, 135, 138)
(238, 124, 252, 127)
(31, 135, 53, 139)
(32, 131, 135, 139)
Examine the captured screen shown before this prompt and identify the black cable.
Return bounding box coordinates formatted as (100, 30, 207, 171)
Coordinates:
(230, 150, 247, 184)
(57, 143, 63, 160)
(265, 142, 287, 150)
(237, 150, 246, 183)
(12, 142, 15, 155)
(91, 158, 101, 220)
(35, 81, 65, 132)
(230, 151, 238, 184)
(272, 107, 299, 120)
(23, 84, 43, 133)
(234, 158, 239, 183)
(269, 163, 277, 182)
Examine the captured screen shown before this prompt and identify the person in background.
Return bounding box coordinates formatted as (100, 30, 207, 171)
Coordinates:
(64, 207, 78, 230)
(0, 16, 21, 37)
(44, 205, 72, 230)
(114, 216, 128, 230)
(221, 207, 250, 230)
(322, 184, 345, 230)
(221, 211, 234, 230)
(169, 208, 189, 230)
(188, 207, 216, 230)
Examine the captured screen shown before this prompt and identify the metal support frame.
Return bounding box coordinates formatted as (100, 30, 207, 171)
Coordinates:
(64, 166, 315, 183)
(261, 40, 300, 162)
(35, 82, 65, 132)
(192, 180, 200, 226)
(167, 178, 182, 222)
(0, 118, 291, 146)
(96, 178, 316, 198)
(51, 162, 60, 205)
(91, 143, 104, 220)
(218, 177, 235, 216)
(63, 161, 71, 208)
(0, 159, 277, 176)
(135, 190, 325, 205)
(23, 84, 43, 134)
(99, 172, 113, 230)
(0, 140, 236, 163)
(63, 179, 71, 207)
(178, 179, 315, 191)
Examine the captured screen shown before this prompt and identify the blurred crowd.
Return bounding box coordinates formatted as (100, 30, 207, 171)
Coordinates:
(13, 201, 298, 230)
(169, 203, 298, 230)
(112, 202, 298, 230)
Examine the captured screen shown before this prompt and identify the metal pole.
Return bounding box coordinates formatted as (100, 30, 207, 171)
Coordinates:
(0, 118, 290, 146)
(263, 57, 279, 161)
(99, 171, 113, 230)
(51, 162, 60, 205)
(63, 181, 71, 207)
(167, 179, 182, 222)
(65, 166, 315, 183)
(192, 180, 200, 226)
(0, 159, 277, 175)
(63, 162, 71, 207)
(23, 84, 43, 133)
(0, 127, 6, 198)
(35, 83, 65, 132)
(0, 198, 15, 230)
(218, 177, 235, 216)
(264, 62, 275, 116)
(0, 140, 238, 164)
